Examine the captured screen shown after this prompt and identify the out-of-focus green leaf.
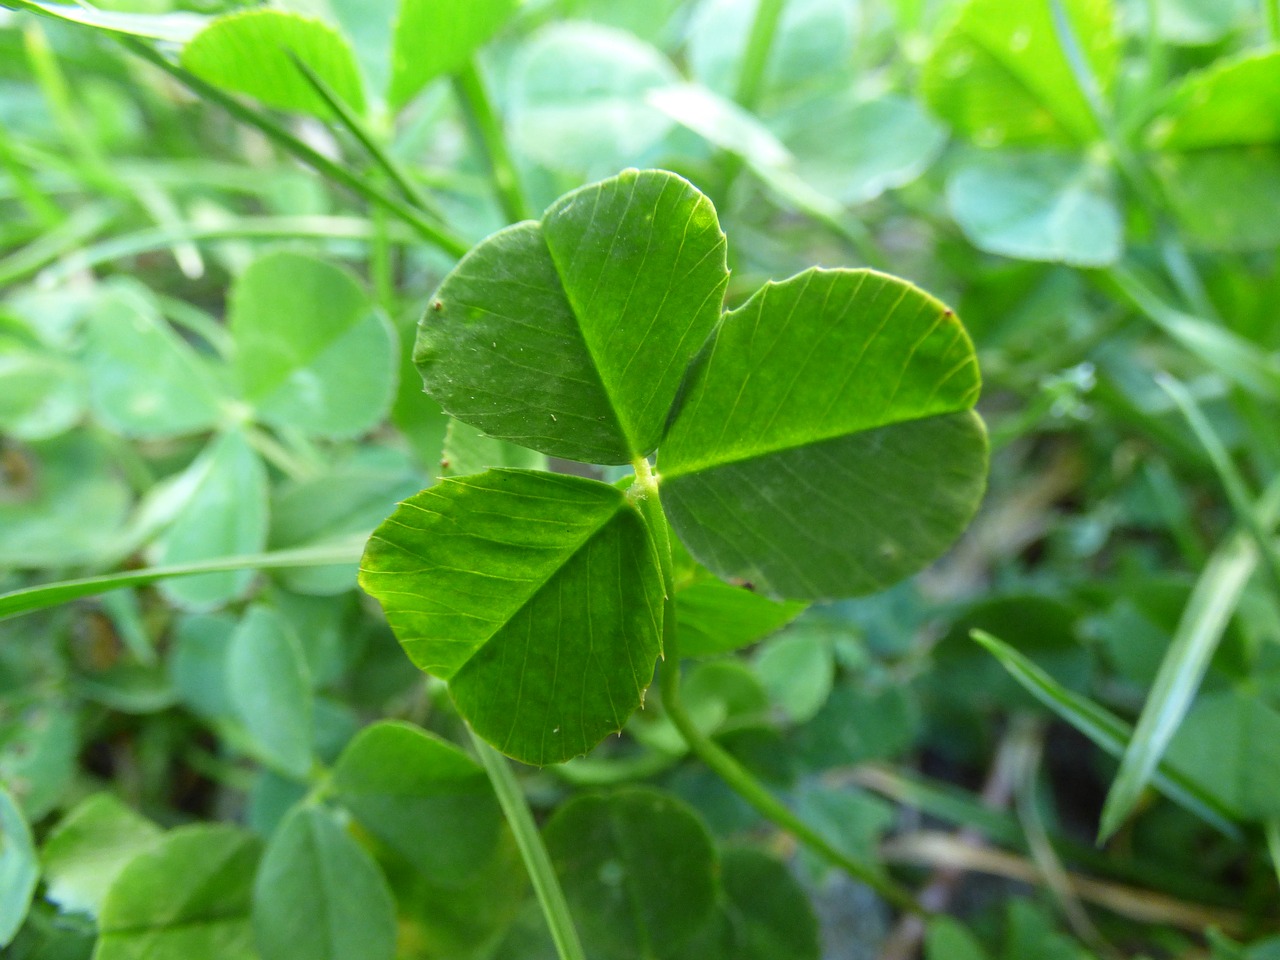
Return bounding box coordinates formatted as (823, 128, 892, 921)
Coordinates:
(1151, 51, 1280, 151)
(753, 627, 835, 722)
(927, 917, 990, 960)
(1150, 53, 1280, 251)
(230, 252, 396, 439)
(717, 848, 821, 960)
(0, 706, 76, 822)
(268, 445, 422, 594)
(8, 0, 207, 41)
(182, 9, 366, 119)
(252, 805, 396, 960)
(645, 83, 792, 170)
(148, 431, 268, 610)
(1147, 0, 1251, 44)
(772, 93, 947, 205)
(543, 787, 719, 960)
(0, 434, 131, 570)
(96, 824, 261, 960)
(227, 606, 313, 780)
(389, 0, 517, 108)
(921, 0, 1118, 146)
(360, 470, 663, 765)
(660, 268, 987, 600)
(82, 281, 227, 439)
(441, 419, 547, 478)
(0, 786, 38, 947)
(416, 169, 727, 465)
(40, 793, 162, 919)
(168, 614, 236, 720)
(333, 721, 504, 884)
(508, 23, 679, 175)
(685, 0, 857, 101)
(1166, 689, 1280, 821)
(0, 326, 83, 440)
(947, 150, 1121, 266)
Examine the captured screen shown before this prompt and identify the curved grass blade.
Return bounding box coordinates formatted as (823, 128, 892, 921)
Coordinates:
(970, 630, 1240, 839)
(0, 539, 364, 622)
(1097, 478, 1280, 841)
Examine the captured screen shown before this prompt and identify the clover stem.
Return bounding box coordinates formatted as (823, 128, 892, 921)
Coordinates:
(631, 460, 927, 916)
(454, 58, 533, 224)
(468, 728, 587, 960)
(718, 0, 787, 201)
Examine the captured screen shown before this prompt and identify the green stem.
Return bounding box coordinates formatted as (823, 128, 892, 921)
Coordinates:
(118, 37, 470, 259)
(719, 0, 787, 200)
(288, 52, 446, 223)
(627, 459, 926, 916)
(467, 729, 587, 960)
(735, 0, 787, 110)
(453, 58, 532, 224)
(1267, 0, 1280, 44)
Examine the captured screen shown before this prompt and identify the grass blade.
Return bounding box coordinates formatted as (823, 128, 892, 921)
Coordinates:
(970, 630, 1241, 839)
(0, 539, 364, 622)
(1097, 477, 1280, 841)
(1157, 373, 1280, 602)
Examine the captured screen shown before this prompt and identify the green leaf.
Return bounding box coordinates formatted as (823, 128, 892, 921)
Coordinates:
(1147, 0, 1252, 44)
(230, 252, 397, 439)
(659, 268, 987, 601)
(686, 0, 857, 101)
(753, 627, 835, 722)
(1150, 51, 1280, 152)
(332, 721, 504, 884)
(359, 470, 663, 764)
(0, 330, 84, 441)
(1148, 53, 1280, 251)
(0, 434, 131, 570)
(1166, 690, 1280, 821)
(718, 848, 821, 960)
(771, 92, 947, 206)
(148, 431, 269, 609)
(676, 586, 806, 659)
(947, 150, 1122, 266)
(268, 445, 423, 594)
(971, 630, 1241, 837)
(0, 786, 38, 948)
(40, 793, 162, 919)
(0, 706, 77, 822)
(169, 614, 237, 720)
(388, 0, 517, 109)
(645, 83, 793, 171)
(416, 169, 728, 465)
(181, 9, 366, 119)
(926, 917, 990, 960)
(543, 787, 719, 960)
(441, 418, 548, 478)
(83, 281, 227, 439)
(227, 606, 313, 780)
(1156, 148, 1280, 251)
(921, 0, 1118, 146)
(96, 824, 261, 960)
(7, 0, 208, 41)
(252, 805, 396, 960)
(508, 24, 680, 175)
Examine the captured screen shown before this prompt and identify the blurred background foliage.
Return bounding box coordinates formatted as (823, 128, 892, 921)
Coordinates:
(1, 0, 1279, 957)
